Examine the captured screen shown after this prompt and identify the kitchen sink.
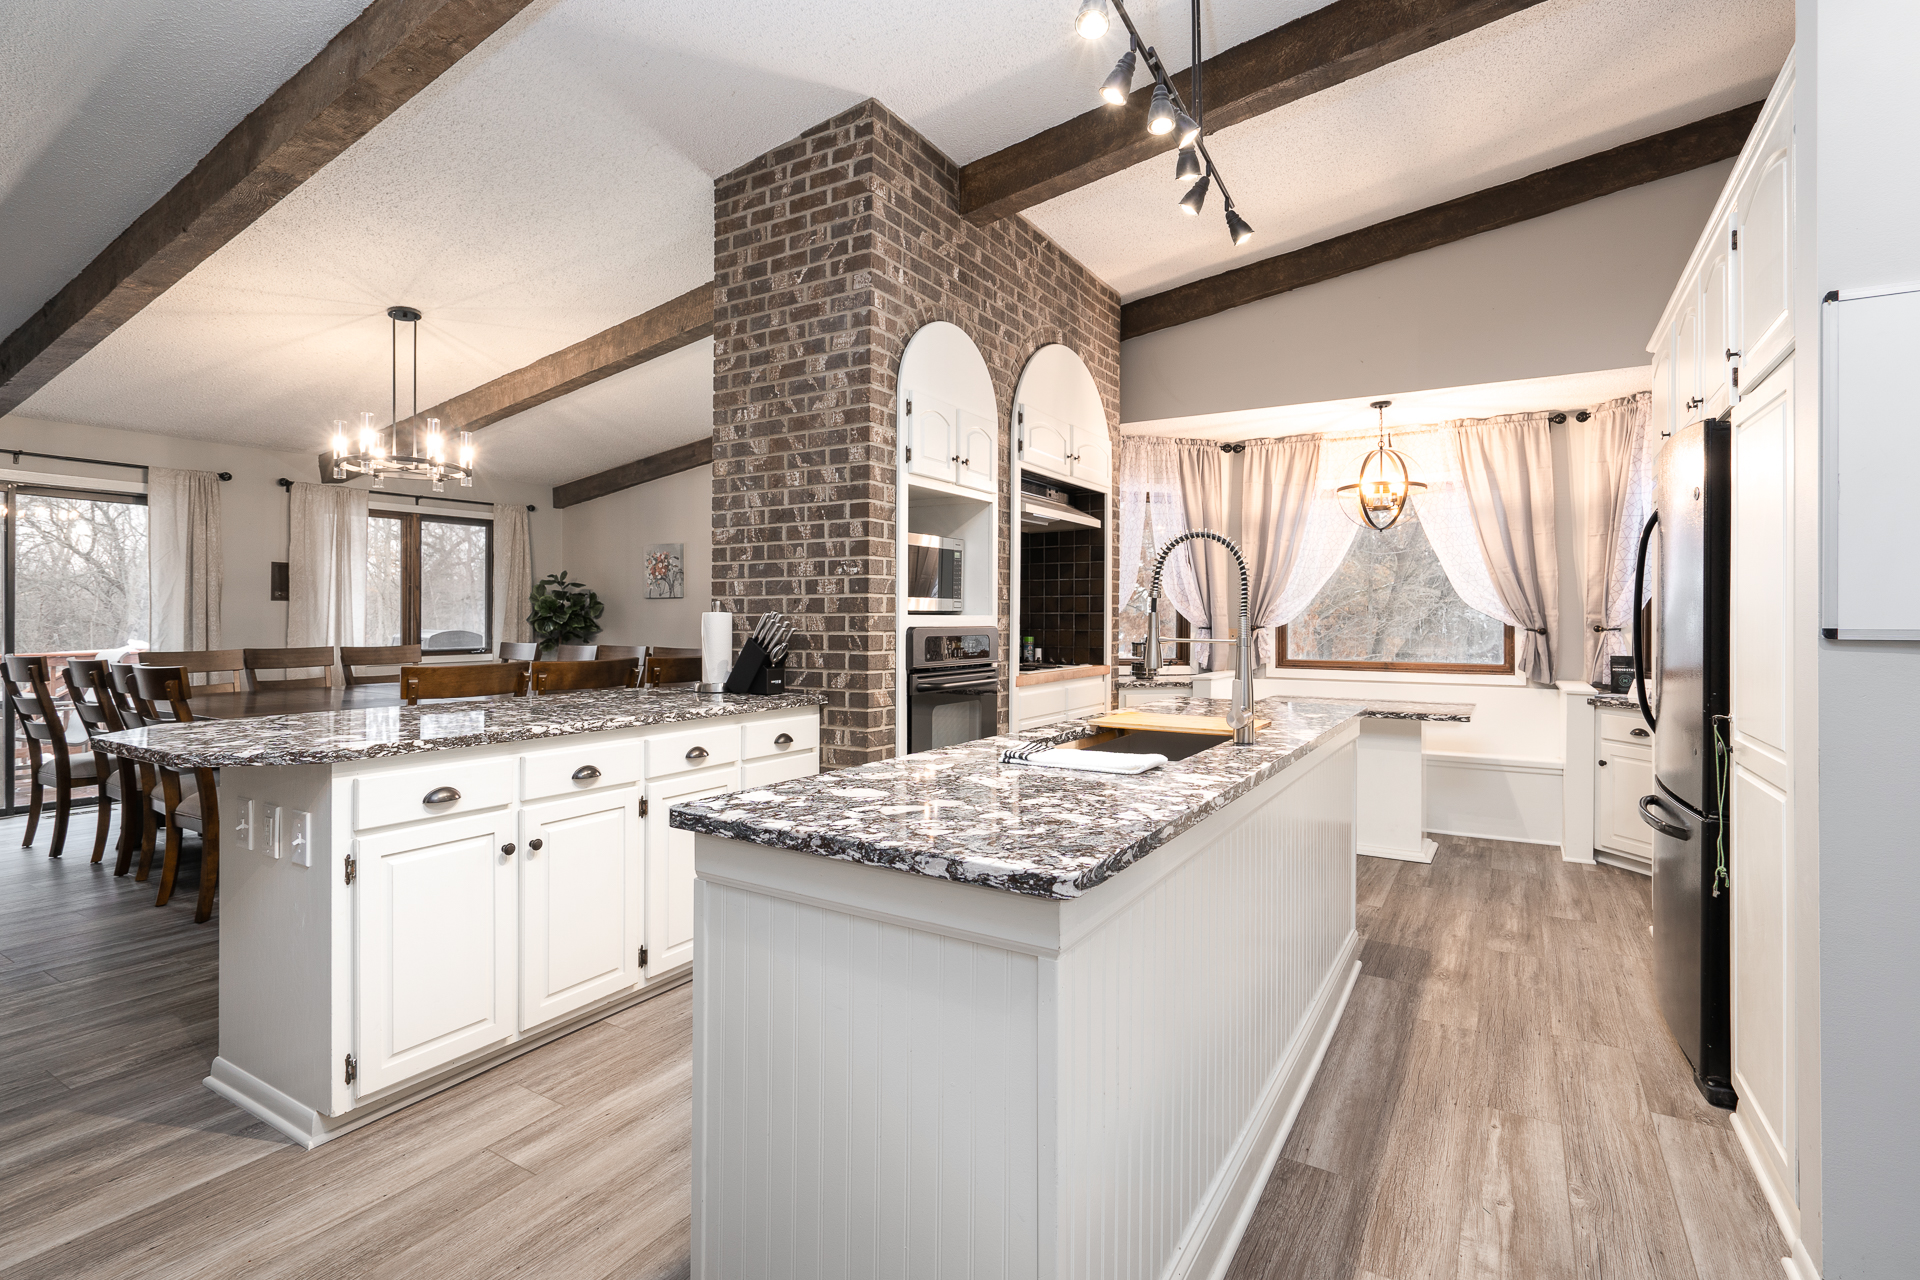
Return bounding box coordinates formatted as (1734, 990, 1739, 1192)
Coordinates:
(1064, 727, 1232, 762)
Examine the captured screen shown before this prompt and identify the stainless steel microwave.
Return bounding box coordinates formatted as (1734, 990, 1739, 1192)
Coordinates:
(905, 533, 964, 613)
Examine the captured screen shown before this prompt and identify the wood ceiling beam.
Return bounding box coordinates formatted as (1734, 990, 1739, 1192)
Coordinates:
(392, 282, 715, 438)
(0, 0, 540, 415)
(958, 0, 1555, 225)
(551, 437, 713, 510)
(1120, 101, 1766, 341)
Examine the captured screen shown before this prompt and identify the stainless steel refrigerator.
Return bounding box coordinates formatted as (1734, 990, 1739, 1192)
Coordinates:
(1631, 415, 1736, 1109)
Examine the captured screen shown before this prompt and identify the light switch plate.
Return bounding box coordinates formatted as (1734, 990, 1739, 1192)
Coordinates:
(263, 806, 281, 859)
(234, 797, 256, 852)
(287, 810, 313, 867)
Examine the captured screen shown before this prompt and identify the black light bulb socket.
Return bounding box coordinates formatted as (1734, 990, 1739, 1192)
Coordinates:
(1225, 203, 1254, 245)
(1100, 48, 1137, 105)
(1178, 173, 1211, 216)
(1174, 110, 1201, 147)
(1174, 145, 1203, 183)
(1146, 81, 1176, 135)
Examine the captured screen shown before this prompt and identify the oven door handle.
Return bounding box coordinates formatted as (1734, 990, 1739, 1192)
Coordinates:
(912, 673, 1001, 693)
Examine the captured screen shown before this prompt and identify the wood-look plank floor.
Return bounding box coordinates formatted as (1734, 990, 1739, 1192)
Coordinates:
(0, 815, 1785, 1280)
(1226, 835, 1789, 1280)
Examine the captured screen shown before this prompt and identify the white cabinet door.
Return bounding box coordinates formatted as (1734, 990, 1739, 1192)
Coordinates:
(1595, 743, 1654, 860)
(1673, 301, 1702, 427)
(1649, 342, 1674, 442)
(519, 789, 640, 1032)
(1071, 423, 1112, 491)
(1700, 221, 1734, 415)
(1736, 146, 1793, 385)
(353, 811, 516, 1096)
(1019, 404, 1073, 482)
(956, 408, 997, 494)
(906, 391, 958, 483)
(644, 767, 740, 974)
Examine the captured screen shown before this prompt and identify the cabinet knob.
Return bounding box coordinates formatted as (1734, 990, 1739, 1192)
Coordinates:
(1598, 759, 1609, 766)
(685, 746, 709, 761)
(528, 838, 542, 852)
(1630, 727, 1649, 738)
(501, 842, 516, 856)
(571, 764, 602, 781)
(1726, 348, 1740, 362)
(423, 786, 461, 805)
(773, 733, 794, 746)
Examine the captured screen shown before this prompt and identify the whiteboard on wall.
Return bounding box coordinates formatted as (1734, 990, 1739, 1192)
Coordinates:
(1822, 285, 1920, 639)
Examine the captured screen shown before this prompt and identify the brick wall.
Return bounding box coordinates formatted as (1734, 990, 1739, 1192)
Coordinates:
(712, 98, 1121, 769)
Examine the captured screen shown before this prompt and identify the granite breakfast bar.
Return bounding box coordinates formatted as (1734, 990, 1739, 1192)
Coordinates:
(94, 688, 824, 1148)
(674, 694, 1469, 1280)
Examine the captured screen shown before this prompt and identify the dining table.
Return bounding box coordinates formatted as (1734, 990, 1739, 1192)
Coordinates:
(188, 685, 407, 719)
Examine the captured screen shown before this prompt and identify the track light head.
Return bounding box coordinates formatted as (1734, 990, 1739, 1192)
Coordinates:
(1099, 48, 1136, 105)
(1224, 203, 1254, 246)
(1178, 173, 1211, 216)
(1174, 109, 1201, 148)
(1147, 82, 1176, 135)
(1075, 0, 1110, 39)
(1174, 145, 1203, 183)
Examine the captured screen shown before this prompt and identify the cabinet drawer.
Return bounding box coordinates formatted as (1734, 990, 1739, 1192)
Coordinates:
(1015, 684, 1068, 726)
(646, 724, 741, 779)
(1598, 710, 1654, 748)
(354, 756, 516, 831)
(521, 739, 642, 802)
(743, 713, 818, 760)
(1062, 677, 1107, 719)
(741, 751, 819, 790)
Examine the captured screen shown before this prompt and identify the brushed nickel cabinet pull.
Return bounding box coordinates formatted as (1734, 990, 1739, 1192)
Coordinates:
(685, 746, 709, 761)
(571, 764, 602, 781)
(774, 733, 794, 746)
(1630, 727, 1649, 738)
(423, 786, 461, 805)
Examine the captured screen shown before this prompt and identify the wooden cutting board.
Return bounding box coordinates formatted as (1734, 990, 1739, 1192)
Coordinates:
(1086, 710, 1268, 736)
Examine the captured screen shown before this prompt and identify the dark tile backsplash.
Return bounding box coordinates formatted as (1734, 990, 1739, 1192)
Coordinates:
(1020, 497, 1107, 667)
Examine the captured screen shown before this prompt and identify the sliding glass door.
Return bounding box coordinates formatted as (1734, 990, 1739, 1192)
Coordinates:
(4, 484, 150, 813)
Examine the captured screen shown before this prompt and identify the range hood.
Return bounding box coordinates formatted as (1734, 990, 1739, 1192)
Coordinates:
(1021, 493, 1102, 531)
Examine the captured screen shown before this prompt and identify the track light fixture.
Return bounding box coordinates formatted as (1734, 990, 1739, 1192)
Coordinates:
(1178, 172, 1210, 216)
(1075, 0, 1254, 251)
(1099, 47, 1136, 105)
(1075, 0, 1110, 39)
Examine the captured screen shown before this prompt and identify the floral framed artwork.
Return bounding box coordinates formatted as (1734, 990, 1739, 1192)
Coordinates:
(645, 543, 684, 599)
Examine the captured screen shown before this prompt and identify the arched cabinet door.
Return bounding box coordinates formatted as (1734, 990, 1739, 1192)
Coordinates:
(1019, 405, 1073, 481)
(957, 409, 996, 494)
(904, 390, 958, 483)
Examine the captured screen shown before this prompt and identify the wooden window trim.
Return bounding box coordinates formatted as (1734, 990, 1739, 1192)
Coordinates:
(370, 510, 493, 655)
(1273, 623, 1516, 676)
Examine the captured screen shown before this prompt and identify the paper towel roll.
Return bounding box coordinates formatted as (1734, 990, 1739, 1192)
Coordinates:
(701, 612, 732, 687)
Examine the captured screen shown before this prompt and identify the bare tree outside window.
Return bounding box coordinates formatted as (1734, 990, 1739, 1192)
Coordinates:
(420, 519, 488, 651)
(367, 516, 404, 647)
(1284, 505, 1507, 668)
(13, 492, 149, 653)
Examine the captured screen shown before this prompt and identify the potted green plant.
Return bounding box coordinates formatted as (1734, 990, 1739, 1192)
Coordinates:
(526, 570, 605, 654)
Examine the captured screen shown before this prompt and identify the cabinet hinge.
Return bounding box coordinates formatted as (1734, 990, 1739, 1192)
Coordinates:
(905, 446, 912, 463)
(344, 853, 356, 885)
(639, 945, 649, 968)
(344, 1053, 356, 1085)
(905, 398, 913, 416)
(640, 796, 649, 818)
(1731, 366, 1739, 390)
(1731, 229, 1739, 250)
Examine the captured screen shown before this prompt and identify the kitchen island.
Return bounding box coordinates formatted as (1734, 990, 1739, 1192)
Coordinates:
(672, 694, 1465, 1280)
(96, 688, 824, 1148)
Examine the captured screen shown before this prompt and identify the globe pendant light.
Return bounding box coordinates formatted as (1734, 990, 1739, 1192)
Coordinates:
(329, 306, 475, 491)
(1336, 400, 1427, 531)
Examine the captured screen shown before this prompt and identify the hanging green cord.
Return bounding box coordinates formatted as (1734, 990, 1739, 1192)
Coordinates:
(1712, 716, 1730, 897)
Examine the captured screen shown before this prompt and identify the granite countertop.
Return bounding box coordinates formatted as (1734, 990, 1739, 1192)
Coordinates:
(1589, 692, 1639, 709)
(1114, 676, 1194, 691)
(671, 694, 1472, 901)
(1284, 696, 1474, 722)
(93, 689, 826, 769)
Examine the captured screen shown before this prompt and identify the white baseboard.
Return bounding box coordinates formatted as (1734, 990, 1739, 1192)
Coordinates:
(1359, 837, 1438, 864)
(1731, 1109, 1816, 1278)
(1170, 933, 1362, 1280)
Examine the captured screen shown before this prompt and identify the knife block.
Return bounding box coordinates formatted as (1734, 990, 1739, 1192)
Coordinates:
(749, 657, 786, 695)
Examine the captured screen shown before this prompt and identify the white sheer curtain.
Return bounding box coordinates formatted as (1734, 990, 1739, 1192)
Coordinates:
(491, 503, 533, 646)
(1451, 412, 1561, 682)
(1581, 393, 1653, 683)
(1405, 427, 1517, 627)
(287, 483, 367, 647)
(1238, 435, 1322, 669)
(147, 468, 223, 650)
(1116, 437, 1221, 669)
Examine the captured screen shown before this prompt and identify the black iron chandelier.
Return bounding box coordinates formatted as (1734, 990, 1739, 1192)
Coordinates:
(329, 306, 474, 490)
(1075, 0, 1253, 246)
(1336, 400, 1427, 531)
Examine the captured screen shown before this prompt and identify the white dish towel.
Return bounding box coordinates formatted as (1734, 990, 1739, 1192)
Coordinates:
(1010, 748, 1167, 774)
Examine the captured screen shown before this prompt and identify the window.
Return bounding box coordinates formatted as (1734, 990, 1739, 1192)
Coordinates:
(367, 511, 492, 653)
(1279, 504, 1511, 673)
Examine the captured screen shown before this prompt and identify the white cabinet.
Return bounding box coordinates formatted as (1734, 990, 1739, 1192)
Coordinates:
(1013, 674, 1110, 732)
(1734, 113, 1793, 385)
(1018, 403, 1111, 491)
(906, 393, 996, 494)
(956, 408, 996, 494)
(1672, 298, 1702, 426)
(1699, 217, 1735, 418)
(645, 768, 738, 974)
(518, 788, 640, 1031)
(352, 810, 517, 1095)
(1593, 709, 1654, 866)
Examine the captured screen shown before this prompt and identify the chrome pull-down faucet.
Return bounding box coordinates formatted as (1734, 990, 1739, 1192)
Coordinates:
(1143, 530, 1256, 745)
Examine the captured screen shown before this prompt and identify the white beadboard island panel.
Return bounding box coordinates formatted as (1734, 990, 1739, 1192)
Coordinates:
(692, 723, 1359, 1280)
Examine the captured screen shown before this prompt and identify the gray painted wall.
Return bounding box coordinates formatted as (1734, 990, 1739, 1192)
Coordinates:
(1803, 1, 1920, 1273)
(558, 464, 712, 651)
(1119, 162, 1733, 424)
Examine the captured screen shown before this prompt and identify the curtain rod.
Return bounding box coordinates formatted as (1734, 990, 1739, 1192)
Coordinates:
(274, 477, 534, 511)
(3, 448, 231, 481)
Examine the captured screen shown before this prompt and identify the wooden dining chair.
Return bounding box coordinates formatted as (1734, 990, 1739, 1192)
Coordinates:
(243, 646, 336, 690)
(528, 657, 641, 694)
(643, 646, 703, 688)
(593, 644, 643, 661)
(137, 648, 246, 693)
(498, 641, 539, 662)
(103, 664, 161, 878)
(128, 665, 221, 923)
(63, 659, 134, 866)
(400, 661, 530, 705)
(2, 655, 99, 859)
(340, 644, 422, 686)
(553, 644, 598, 661)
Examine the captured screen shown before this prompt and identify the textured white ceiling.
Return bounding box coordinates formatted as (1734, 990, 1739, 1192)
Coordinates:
(1123, 365, 1653, 441)
(6, 0, 1792, 487)
(1025, 0, 1795, 301)
(0, 0, 370, 337)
